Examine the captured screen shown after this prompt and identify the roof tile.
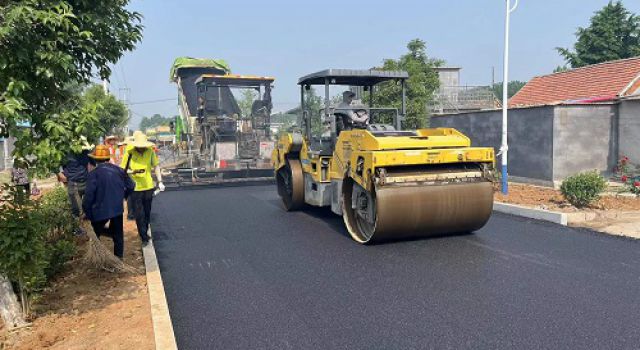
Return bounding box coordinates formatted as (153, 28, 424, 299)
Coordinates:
(509, 56, 640, 107)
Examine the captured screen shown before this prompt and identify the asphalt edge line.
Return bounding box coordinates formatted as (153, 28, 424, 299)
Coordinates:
(142, 229, 178, 350)
(494, 202, 568, 225)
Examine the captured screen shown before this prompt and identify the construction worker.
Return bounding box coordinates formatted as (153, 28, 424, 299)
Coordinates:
(118, 136, 136, 220)
(104, 135, 118, 164)
(121, 131, 165, 246)
(58, 137, 96, 223)
(336, 90, 369, 129)
(83, 145, 135, 259)
(11, 158, 30, 198)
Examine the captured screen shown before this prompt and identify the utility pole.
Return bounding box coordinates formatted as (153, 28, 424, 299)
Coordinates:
(491, 66, 495, 88)
(500, 0, 518, 195)
(102, 79, 109, 94)
(119, 87, 132, 135)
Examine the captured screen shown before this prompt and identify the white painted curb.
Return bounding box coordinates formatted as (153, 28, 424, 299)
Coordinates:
(494, 202, 568, 226)
(142, 231, 178, 350)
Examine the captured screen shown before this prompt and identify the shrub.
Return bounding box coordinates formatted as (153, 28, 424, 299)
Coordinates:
(560, 171, 607, 207)
(38, 186, 78, 278)
(613, 155, 640, 196)
(44, 239, 77, 278)
(39, 186, 78, 241)
(0, 185, 77, 315)
(0, 185, 48, 314)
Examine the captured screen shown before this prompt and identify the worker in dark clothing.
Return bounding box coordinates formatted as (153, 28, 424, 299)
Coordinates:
(11, 158, 30, 198)
(83, 145, 135, 259)
(58, 138, 95, 220)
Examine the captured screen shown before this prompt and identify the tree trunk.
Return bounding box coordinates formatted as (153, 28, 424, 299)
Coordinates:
(0, 274, 27, 328)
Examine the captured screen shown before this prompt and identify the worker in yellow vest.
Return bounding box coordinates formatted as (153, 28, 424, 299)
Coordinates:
(121, 131, 164, 246)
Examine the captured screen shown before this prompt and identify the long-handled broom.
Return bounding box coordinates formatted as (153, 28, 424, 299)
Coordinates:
(75, 193, 139, 273)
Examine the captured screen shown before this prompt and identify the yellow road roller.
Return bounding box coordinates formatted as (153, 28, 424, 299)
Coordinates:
(273, 69, 495, 243)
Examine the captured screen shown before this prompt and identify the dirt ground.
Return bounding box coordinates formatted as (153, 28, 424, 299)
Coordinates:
(494, 183, 640, 239)
(0, 217, 154, 350)
(494, 183, 640, 212)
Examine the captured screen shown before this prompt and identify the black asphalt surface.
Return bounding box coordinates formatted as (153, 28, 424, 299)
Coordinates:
(151, 185, 640, 350)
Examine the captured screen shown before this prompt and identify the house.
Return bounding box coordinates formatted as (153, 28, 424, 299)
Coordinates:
(510, 57, 640, 107)
(430, 57, 640, 186)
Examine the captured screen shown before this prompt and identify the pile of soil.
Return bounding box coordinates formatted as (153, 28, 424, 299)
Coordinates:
(1, 218, 154, 350)
(494, 183, 640, 212)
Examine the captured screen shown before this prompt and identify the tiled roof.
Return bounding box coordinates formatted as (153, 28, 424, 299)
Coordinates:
(509, 56, 640, 107)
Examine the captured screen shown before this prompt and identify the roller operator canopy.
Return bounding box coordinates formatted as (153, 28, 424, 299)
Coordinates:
(298, 69, 408, 86)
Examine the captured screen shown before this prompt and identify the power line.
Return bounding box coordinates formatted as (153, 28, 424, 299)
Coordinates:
(129, 97, 176, 105)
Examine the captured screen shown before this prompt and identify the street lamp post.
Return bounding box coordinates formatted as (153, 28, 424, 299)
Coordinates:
(500, 0, 518, 195)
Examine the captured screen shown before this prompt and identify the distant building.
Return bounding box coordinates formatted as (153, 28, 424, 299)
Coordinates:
(430, 67, 496, 114)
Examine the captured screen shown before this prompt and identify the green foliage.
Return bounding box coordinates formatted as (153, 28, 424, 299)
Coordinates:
(492, 80, 527, 99)
(303, 88, 325, 135)
(0, 0, 143, 176)
(369, 39, 443, 129)
(39, 186, 78, 241)
(614, 156, 640, 195)
(554, 66, 570, 73)
(271, 112, 298, 137)
(81, 85, 129, 136)
(139, 113, 172, 131)
(557, 1, 640, 68)
(0, 185, 77, 314)
(560, 171, 607, 207)
(0, 185, 48, 313)
(237, 89, 258, 118)
(44, 239, 76, 279)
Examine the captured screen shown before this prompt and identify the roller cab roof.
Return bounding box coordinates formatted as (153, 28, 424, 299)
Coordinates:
(298, 69, 408, 86)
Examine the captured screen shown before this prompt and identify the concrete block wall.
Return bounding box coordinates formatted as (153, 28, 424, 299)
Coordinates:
(618, 100, 640, 167)
(431, 104, 618, 183)
(552, 105, 618, 180)
(430, 106, 555, 182)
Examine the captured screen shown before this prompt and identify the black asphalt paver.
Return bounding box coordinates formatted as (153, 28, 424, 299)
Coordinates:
(151, 185, 640, 350)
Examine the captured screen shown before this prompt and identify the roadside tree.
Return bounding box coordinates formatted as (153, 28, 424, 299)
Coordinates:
(0, 0, 142, 327)
(0, 0, 143, 175)
(492, 81, 526, 99)
(139, 114, 173, 131)
(81, 85, 129, 136)
(369, 39, 443, 129)
(557, 1, 640, 68)
(237, 89, 259, 118)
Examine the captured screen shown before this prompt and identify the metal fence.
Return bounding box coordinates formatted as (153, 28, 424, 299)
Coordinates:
(430, 85, 497, 114)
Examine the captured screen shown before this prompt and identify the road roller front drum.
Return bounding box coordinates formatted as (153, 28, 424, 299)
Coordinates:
(342, 177, 494, 244)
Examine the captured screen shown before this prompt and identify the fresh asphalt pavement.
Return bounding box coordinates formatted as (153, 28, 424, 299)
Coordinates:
(151, 184, 640, 350)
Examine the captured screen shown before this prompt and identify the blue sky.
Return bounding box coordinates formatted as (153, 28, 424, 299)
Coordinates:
(109, 0, 640, 129)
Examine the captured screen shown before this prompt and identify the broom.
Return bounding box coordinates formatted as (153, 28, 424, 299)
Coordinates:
(75, 193, 140, 274)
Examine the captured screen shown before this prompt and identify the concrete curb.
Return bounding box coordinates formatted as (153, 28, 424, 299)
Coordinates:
(494, 202, 568, 226)
(142, 231, 178, 350)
